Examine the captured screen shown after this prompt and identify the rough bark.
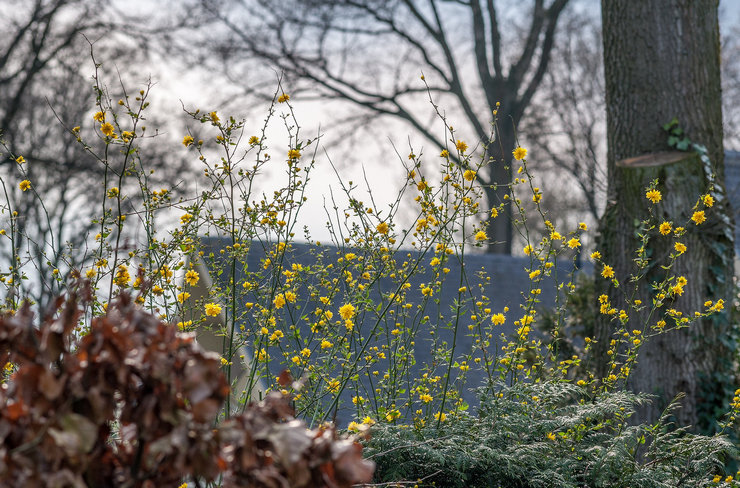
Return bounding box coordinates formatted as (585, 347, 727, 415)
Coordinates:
(596, 0, 734, 430)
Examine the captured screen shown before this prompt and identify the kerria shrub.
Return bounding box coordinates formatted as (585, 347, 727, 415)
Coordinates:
(0, 55, 739, 487)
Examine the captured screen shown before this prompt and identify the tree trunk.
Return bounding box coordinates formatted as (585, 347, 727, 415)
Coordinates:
(596, 0, 734, 430)
(485, 120, 515, 254)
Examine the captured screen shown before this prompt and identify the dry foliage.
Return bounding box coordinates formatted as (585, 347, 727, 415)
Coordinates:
(0, 284, 374, 487)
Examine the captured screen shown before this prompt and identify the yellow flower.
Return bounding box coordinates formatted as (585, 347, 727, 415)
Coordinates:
(177, 320, 192, 330)
(321, 339, 333, 349)
(114, 265, 130, 286)
(455, 140, 468, 152)
(210, 111, 219, 123)
(434, 411, 447, 422)
(107, 187, 119, 199)
(93, 111, 105, 122)
(152, 285, 164, 295)
(703, 194, 714, 207)
(288, 148, 301, 159)
(463, 169, 476, 181)
(491, 313, 506, 325)
(512, 146, 527, 161)
(645, 188, 662, 204)
(691, 210, 706, 225)
(185, 269, 199, 286)
(712, 299, 725, 311)
(567, 238, 580, 249)
(205, 302, 222, 316)
(490, 208, 498, 218)
(550, 231, 562, 241)
(674, 242, 686, 254)
(278, 93, 290, 103)
(578, 222, 587, 230)
(523, 244, 533, 256)
(546, 432, 556, 441)
(590, 251, 601, 260)
(100, 122, 115, 138)
(301, 348, 311, 358)
(177, 292, 191, 303)
(440, 149, 449, 158)
(659, 222, 672, 235)
(339, 303, 356, 320)
(249, 135, 260, 145)
(474, 230, 487, 242)
(15, 155, 25, 164)
(376, 222, 389, 234)
(273, 294, 286, 309)
(421, 286, 433, 297)
(19, 180, 31, 192)
(183, 134, 194, 147)
(601, 265, 614, 279)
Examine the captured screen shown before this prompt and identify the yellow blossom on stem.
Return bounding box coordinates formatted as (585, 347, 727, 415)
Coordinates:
(339, 303, 356, 320)
(691, 210, 706, 225)
(278, 93, 290, 103)
(15, 156, 25, 164)
(19, 180, 31, 192)
(659, 221, 672, 235)
(93, 111, 105, 122)
(567, 238, 580, 249)
(376, 222, 389, 234)
(645, 188, 662, 204)
(440, 149, 449, 158)
(100, 122, 115, 138)
(491, 313, 506, 325)
(590, 251, 601, 260)
(601, 265, 614, 279)
(474, 230, 487, 242)
(455, 140, 468, 152)
(674, 242, 686, 254)
(185, 269, 200, 286)
(205, 302, 222, 316)
(183, 134, 194, 147)
(287, 148, 301, 159)
(703, 194, 714, 207)
(513, 146, 527, 161)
